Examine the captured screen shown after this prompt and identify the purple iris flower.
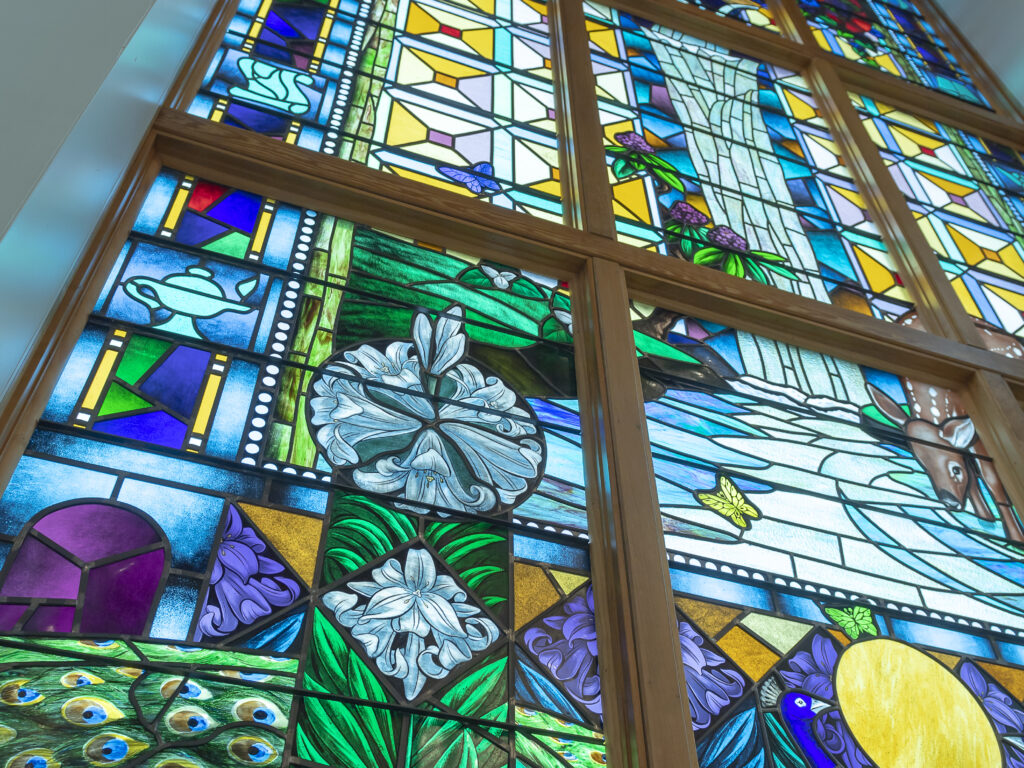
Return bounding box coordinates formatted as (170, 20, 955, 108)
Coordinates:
(961, 661, 1024, 734)
(524, 586, 602, 716)
(196, 506, 301, 639)
(679, 620, 745, 730)
(780, 634, 838, 699)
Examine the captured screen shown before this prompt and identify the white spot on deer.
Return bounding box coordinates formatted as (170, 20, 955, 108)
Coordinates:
(928, 387, 937, 397)
(914, 402, 923, 414)
(930, 406, 941, 419)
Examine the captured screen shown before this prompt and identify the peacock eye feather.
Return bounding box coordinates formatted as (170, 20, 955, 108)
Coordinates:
(78, 641, 119, 650)
(159, 678, 211, 700)
(113, 668, 143, 679)
(154, 760, 202, 768)
(166, 706, 215, 733)
(83, 732, 148, 766)
(232, 698, 286, 727)
(4, 749, 58, 768)
(61, 671, 105, 688)
(61, 696, 124, 727)
(0, 680, 43, 706)
(228, 735, 278, 764)
(0, 724, 15, 743)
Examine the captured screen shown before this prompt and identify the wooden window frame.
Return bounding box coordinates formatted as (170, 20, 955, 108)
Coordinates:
(2, 0, 1024, 765)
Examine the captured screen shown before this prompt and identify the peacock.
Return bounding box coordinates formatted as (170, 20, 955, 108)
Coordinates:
(0, 638, 294, 768)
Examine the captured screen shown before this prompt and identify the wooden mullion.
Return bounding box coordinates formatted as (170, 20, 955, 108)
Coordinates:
(0, 149, 163, 491)
(770, 0, 815, 46)
(915, 0, 1024, 121)
(163, 0, 239, 111)
(551, 0, 617, 236)
(572, 256, 696, 768)
(806, 57, 985, 347)
(965, 370, 1024, 538)
(152, 110, 1024, 388)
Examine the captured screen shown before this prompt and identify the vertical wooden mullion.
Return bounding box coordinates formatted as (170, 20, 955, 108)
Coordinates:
(805, 57, 985, 347)
(769, 0, 815, 46)
(915, 0, 1024, 121)
(965, 370, 1024, 538)
(163, 0, 240, 111)
(572, 256, 697, 768)
(551, 0, 618, 237)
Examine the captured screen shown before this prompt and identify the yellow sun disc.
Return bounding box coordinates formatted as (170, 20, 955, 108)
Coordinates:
(836, 639, 1000, 768)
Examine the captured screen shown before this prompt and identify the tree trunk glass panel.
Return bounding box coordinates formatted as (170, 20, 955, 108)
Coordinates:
(0, 169, 608, 767)
(634, 300, 1024, 767)
(188, 0, 564, 222)
(587, 3, 912, 322)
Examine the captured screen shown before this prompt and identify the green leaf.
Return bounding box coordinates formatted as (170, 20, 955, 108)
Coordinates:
(693, 247, 725, 265)
(632, 331, 701, 365)
(744, 257, 769, 285)
(611, 157, 631, 178)
(298, 611, 396, 767)
(322, 496, 415, 584)
(749, 250, 787, 262)
(652, 167, 686, 192)
(762, 261, 799, 280)
(724, 253, 745, 277)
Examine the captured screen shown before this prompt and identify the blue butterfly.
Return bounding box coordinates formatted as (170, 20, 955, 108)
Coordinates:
(438, 162, 502, 194)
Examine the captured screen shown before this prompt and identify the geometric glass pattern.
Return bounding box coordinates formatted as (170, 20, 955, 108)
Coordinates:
(857, 95, 1024, 349)
(190, 0, 563, 222)
(634, 303, 1024, 766)
(588, 3, 912, 322)
(798, 0, 990, 108)
(0, 168, 631, 766)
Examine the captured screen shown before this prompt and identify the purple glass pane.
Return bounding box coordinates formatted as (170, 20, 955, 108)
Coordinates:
(0, 604, 28, 631)
(33, 503, 162, 561)
(175, 211, 228, 247)
(93, 410, 189, 449)
(0, 537, 81, 599)
(23, 605, 75, 633)
(80, 548, 166, 634)
(140, 346, 211, 415)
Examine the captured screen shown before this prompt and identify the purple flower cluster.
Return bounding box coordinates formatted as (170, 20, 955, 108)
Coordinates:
(668, 201, 709, 227)
(961, 661, 1024, 734)
(706, 225, 749, 252)
(614, 131, 654, 153)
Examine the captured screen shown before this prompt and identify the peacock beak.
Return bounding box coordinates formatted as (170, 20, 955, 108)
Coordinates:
(810, 698, 829, 714)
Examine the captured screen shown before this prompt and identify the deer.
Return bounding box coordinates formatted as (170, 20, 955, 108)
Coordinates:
(867, 310, 1024, 543)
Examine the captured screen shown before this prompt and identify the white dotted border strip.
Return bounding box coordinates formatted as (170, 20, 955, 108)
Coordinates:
(669, 551, 1024, 638)
(323, 4, 369, 154)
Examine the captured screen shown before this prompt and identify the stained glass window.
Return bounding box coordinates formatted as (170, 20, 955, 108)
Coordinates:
(677, 0, 777, 30)
(634, 302, 1024, 765)
(856, 95, 1024, 349)
(798, 0, 989, 107)
(0, 169, 621, 766)
(189, 0, 564, 221)
(588, 3, 912, 322)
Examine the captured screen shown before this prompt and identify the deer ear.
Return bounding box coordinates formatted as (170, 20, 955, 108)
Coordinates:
(940, 416, 976, 450)
(867, 383, 908, 427)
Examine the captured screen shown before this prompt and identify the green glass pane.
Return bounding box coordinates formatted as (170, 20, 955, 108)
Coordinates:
(97, 381, 151, 417)
(115, 334, 170, 384)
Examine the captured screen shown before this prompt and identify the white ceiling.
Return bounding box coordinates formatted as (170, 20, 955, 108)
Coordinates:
(933, 0, 1024, 103)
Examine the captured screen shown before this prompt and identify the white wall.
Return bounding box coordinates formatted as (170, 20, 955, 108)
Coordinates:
(935, 0, 1024, 101)
(0, 0, 218, 406)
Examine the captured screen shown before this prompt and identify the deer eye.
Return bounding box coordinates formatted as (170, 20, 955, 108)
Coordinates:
(950, 464, 964, 481)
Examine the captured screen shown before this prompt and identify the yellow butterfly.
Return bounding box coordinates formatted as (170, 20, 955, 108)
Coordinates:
(696, 475, 761, 529)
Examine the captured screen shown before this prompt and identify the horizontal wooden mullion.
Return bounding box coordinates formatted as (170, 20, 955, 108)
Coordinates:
(154, 109, 1024, 389)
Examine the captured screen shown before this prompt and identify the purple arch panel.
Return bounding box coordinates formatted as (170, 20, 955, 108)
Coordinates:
(0, 537, 81, 599)
(80, 548, 166, 634)
(0, 604, 28, 631)
(33, 503, 162, 561)
(23, 605, 74, 633)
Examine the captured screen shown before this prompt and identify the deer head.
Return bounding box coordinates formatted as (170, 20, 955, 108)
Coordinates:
(867, 383, 976, 510)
